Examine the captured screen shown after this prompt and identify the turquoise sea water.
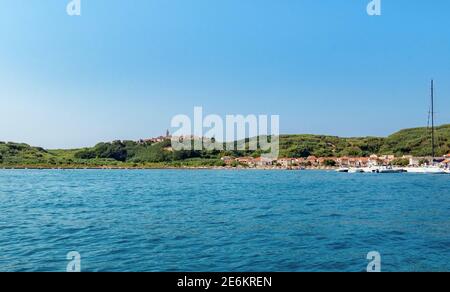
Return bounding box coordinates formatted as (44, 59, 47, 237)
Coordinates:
(0, 169, 449, 272)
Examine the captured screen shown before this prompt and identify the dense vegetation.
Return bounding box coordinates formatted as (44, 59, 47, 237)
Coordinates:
(1, 125, 449, 168)
(278, 135, 385, 158)
(379, 124, 450, 157)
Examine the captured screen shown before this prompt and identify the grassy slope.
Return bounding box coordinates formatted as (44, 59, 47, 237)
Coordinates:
(278, 135, 385, 158)
(380, 124, 450, 157)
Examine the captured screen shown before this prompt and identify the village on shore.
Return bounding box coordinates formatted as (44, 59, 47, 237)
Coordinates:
(2, 131, 450, 172)
(2, 154, 449, 171)
(219, 154, 450, 171)
(140, 132, 450, 172)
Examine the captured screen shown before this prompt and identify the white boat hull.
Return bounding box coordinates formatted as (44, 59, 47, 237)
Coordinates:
(362, 167, 379, 173)
(349, 168, 364, 173)
(360, 167, 404, 173)
(404, 167, 447, 174)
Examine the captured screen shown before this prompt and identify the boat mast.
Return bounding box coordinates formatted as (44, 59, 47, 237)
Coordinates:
(431, 79, 435, 163)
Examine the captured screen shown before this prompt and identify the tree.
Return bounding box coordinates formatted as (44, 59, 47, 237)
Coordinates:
(323, 159, 336, 167)
(342, 146, 363, 157)
(391, 158, 409, 167)
(292, 146, 311, 158)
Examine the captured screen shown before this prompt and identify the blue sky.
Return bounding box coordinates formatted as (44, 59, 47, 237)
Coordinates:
(1, 0, 449, 148)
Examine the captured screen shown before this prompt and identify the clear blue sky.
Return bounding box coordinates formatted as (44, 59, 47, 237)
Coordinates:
(1, 0, 449, 149)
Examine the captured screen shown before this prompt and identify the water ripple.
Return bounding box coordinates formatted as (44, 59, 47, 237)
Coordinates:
(0, 169, 449, 271)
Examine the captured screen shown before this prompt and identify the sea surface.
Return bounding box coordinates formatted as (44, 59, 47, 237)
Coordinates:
(0, 169, 449, 272)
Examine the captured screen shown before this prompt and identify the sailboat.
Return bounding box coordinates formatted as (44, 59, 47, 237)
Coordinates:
(405, 80, 446, 174)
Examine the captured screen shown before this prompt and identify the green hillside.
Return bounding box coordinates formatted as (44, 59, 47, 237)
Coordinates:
(278, 135, 385, 158)
(1, 124, 449, 168)
(0, 142, 52, 165)
(279, 124, 450, 158)
(380, 124, 450, 157)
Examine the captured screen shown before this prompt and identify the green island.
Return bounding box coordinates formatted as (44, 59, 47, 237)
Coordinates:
(1, 124, 449, 169)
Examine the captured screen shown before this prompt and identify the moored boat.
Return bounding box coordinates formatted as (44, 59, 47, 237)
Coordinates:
(404, 167, 447, 174)
(402, 81, 447, 175)
(362, 167, 380, 173)
(358, 166, 406, 173)
(377, 166, 405, 174)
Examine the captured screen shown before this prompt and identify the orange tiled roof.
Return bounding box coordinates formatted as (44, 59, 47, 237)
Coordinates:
(236, 157, 253, 161)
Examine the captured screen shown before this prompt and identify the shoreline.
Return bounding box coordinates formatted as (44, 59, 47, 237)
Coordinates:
(1, 165, 448, 173)
(0, 165, 335, 171)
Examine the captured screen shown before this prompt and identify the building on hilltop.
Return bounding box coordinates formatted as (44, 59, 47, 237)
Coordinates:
(139, 130, 172, 144)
